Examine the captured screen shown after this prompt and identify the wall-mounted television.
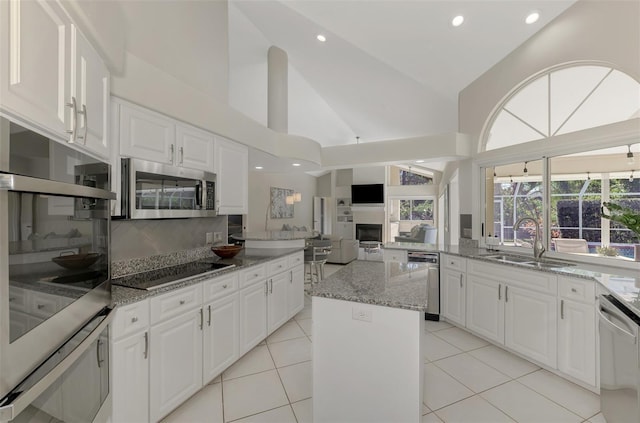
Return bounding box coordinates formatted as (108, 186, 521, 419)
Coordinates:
(351, 184, 384, 205)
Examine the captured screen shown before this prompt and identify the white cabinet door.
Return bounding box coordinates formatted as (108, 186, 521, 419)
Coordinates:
(558, 299, 596, 386)
(203, 293, 240, 384)
(268, 272, 290, 334)
(0, 0, 70, 139)
(176, 123, 214, 172)
(112, 331, 149, 423)
(465, 274, 504, 344)
(150, 309, 203, 422)
(214, 137, 248, 215)
(441, 269, 466, 326)
(239, 282, 268, 355)
(119, 101, 175, 164)
(288, 265, 305, 319)
(71, 25, 109, 159)
(504, 285, 557, 368)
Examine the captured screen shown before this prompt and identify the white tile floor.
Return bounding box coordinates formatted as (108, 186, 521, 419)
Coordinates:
(161, 264, 605, 423)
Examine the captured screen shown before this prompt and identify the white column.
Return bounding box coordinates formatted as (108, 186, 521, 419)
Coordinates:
(267, 46, 288, 133)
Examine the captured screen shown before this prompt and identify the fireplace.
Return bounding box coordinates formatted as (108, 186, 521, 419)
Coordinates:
(356, 224, 383, 242)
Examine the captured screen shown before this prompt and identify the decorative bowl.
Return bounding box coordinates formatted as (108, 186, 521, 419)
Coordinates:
(52, 252, 101, 269)
(211, 244, 243, 259)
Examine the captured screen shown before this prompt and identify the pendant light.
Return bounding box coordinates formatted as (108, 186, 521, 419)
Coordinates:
(627, 145, 635, 165)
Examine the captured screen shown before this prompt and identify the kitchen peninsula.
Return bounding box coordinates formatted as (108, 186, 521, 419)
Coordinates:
(232, 230, 316, 249)
(311, 260, 429, 423)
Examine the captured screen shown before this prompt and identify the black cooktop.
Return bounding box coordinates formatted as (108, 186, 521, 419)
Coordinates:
(111, 260, 235, 290)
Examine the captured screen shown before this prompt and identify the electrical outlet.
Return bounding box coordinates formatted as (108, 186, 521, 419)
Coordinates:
(352, 307, 372, 322)
(205, 232, 213, 244)
(213, 232, 222, 242)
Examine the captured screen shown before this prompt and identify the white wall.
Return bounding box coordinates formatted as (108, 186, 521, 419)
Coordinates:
(247, 171, 317, 232)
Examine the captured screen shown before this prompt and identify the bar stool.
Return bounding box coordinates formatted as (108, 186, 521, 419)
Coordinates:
(304, 239, 332, 283)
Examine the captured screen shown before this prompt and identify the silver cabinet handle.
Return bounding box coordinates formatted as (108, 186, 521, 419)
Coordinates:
(131, 317, 138, 323)
(505, 286, 509, 302)
(180, 146, 184, 165)
(179, 300, 186, 305)
(96, 339, 104, 368)
(80, 104, 88, 143)
(254, 273, 259, 278)
(560, 299, 565, 319)
(170, 144, 175, 164)
(143, 332, 149, 359)
(37, 304, 45, 309)
(498, 284, 502, 300)
(222, 284, 228, 289)
(66, 97, 78, 142)
(571, 288, 577, 293)
(9, 297, 15, 302)
(270, 279, 273, 294)
(208, 305, 212, 326)
(199, 308, 204, 330)
(459, 274, 463, 288)
(265, 280, 268, 295)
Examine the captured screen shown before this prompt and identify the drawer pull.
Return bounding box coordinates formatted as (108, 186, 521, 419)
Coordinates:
(254, 273, 259, 277)
(222, 284, 228, 289)
(571, 288, 577, 293)
(179, 300, 186, 305)
(9, 297, 15, 302)
(131, 317, 138, 323)
(560, 299, 565, 319)
(37, 304, 45, 309)
(143, 332, 149, 359)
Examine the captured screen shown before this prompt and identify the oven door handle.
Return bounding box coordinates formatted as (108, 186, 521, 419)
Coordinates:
(0, 307, 115, 422)
(0, 173, 115, 200)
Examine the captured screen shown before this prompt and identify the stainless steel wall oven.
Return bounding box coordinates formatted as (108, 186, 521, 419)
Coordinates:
(0, 117, 114, 421)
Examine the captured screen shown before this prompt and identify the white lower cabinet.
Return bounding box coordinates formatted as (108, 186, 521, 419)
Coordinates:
(112, 330, 149, 423)
(150, 309, 203, 422)
(504, 285, 557, 368)
(268, 272, 290, 334)
(203, 293, 240, 384)
(557, 277, 597, 386)
(465, 274, 503, 343)
(288, 264, 305, 318)
(239, 281, 268, 355)
(441, 254, 467, 326)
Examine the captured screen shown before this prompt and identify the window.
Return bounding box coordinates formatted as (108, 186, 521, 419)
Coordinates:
(388, 165, 434, 186)
(400, 199, 434, 221)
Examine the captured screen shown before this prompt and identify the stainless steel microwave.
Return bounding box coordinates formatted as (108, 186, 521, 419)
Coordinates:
(120, 158, 217, 219)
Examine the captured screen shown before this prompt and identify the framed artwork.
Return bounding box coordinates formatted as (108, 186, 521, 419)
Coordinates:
(270, 187, 294, 219)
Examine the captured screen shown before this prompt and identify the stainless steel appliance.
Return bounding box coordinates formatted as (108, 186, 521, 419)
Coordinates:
(598, 293, 640, 423)
(120, 158, 216, 219)
(0, 117, 115, 421)
(407, 251, 440, 320)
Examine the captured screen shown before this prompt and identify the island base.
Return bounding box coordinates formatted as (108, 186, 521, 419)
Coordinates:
(312, 297, 424, 422)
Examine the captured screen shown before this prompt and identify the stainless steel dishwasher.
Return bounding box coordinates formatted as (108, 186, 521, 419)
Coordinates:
(407, 251, 439, 321)
(598, 293, 640, 423)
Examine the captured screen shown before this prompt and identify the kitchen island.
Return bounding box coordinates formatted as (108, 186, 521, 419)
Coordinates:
(310, 260, 429, 423)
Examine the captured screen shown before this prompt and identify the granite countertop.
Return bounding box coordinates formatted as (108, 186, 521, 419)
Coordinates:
(232, 231, 317, 241)
(311, 260, 432, 312)
(111, 247, 303, 306)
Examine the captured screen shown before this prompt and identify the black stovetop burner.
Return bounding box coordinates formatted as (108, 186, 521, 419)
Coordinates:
(111, 260, 235, 291)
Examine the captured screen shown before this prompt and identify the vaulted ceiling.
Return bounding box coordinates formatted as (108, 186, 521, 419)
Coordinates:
(228, 0, 576, 148)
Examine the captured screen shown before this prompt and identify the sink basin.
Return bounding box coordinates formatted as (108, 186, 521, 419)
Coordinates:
(479, 253, 575, 269)
(480, 254, 535, 264)
(525, 259, 575, 269)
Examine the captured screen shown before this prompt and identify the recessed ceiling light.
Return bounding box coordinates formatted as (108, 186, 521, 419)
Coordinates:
(316, 34, 326, 42)
(292, 163, 301, 167)
(451, 15, 464, 27)
(415, 160, 425, 163)
(255, 166, 263, 170)
(525, 11, 540, 24)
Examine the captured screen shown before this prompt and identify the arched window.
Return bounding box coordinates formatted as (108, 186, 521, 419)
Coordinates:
(484, 64, 640, 151)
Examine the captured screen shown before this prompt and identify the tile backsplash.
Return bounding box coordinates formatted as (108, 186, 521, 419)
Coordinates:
(111, 217, 227, 261)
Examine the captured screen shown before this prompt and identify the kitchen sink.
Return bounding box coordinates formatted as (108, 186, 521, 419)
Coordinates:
(479, 253, 575, 269)
(479, 254, 536, 264)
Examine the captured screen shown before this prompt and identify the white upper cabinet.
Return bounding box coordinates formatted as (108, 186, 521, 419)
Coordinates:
(118, 100, 175, 164)
(0, 0, 70, 138)
(70, 25, 109, 159)
(176, 123, 215, 172)
(214, 136, 248, 214)
(0, 1, 110, 160)
(117, 99, 216, 173)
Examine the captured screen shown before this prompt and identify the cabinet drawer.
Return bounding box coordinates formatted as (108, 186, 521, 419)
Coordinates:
(558, 277, 595, 304)
(442, 254, 466, 272)
(288, 252, 304, 268)
(239, 264, 266, 288)
(151, 284, 202, 324)
(9, 287, 28, 312)
(113, 299, 150, 340)
(267, 258, 289, 276)
(203, 272, 239, 303)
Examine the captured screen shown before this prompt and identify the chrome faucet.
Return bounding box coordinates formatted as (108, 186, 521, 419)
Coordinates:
(514, 217, 545, 260)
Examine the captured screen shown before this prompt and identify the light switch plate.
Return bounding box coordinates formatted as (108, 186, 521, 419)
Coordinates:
(213, 232, 222, 242)
(205, 232, 213, 244)
(352, 307, 372, 322)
